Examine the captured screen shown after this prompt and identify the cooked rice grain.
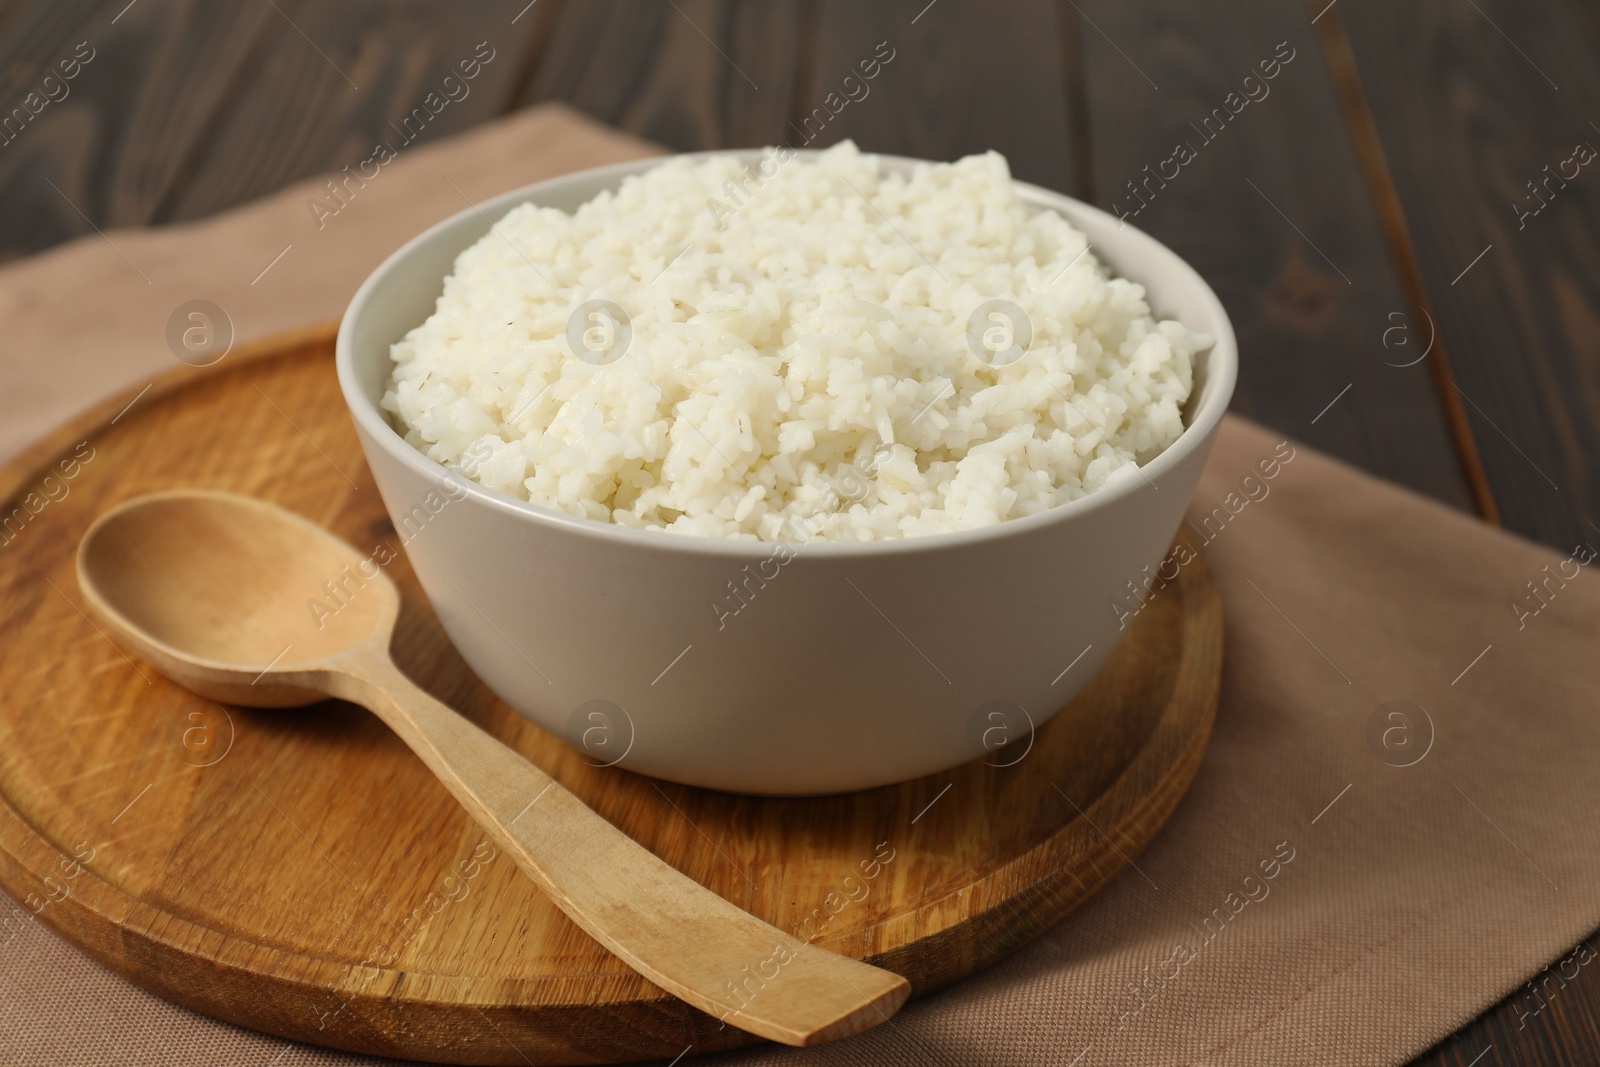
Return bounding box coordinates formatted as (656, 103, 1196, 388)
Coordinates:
(384, 142, 1207, 542)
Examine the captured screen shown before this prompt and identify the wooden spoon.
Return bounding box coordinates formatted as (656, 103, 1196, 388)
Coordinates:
(75, 489, 909, 1047)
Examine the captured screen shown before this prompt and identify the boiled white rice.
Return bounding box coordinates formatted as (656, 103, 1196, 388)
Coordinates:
(383, 141, 1207, 542)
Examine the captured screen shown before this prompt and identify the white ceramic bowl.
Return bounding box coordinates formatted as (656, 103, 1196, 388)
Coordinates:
(336, 151, 1236, 795)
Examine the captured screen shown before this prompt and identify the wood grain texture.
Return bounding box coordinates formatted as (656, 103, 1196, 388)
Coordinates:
(58, 0, 277, 229)
(800, 0, 1084, 196)
(0, 0, 552, 259)
(1069, 0, 1478, 511)
(0, 330, 1222, 1065)
(156, 0, 550, 224)
(73, 489, 912, 1049)
(0, 0, 132, 263)
(1307, 1, 1501, 524)
(1337, 0, 1600, 550)
(522, 0, 803, 151)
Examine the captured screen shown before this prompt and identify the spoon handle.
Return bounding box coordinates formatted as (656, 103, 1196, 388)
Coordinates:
(329, 650, 909, 1047)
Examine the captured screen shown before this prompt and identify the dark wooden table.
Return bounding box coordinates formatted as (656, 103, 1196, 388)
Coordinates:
(2, 0, 1597, 1063)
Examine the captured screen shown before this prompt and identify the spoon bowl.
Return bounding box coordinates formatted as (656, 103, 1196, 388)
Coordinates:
(75, 489, 909, 1047)
(79, 491, 398, 707)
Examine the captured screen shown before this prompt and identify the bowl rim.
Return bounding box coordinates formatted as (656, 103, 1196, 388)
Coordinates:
(336, 148, 1238, 560)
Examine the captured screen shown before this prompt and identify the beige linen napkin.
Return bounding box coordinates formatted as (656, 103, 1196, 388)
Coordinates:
(5, 105, 1600, 1067)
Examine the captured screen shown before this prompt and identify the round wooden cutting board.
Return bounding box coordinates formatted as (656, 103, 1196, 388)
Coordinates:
(0, 328, 1222, 1065)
